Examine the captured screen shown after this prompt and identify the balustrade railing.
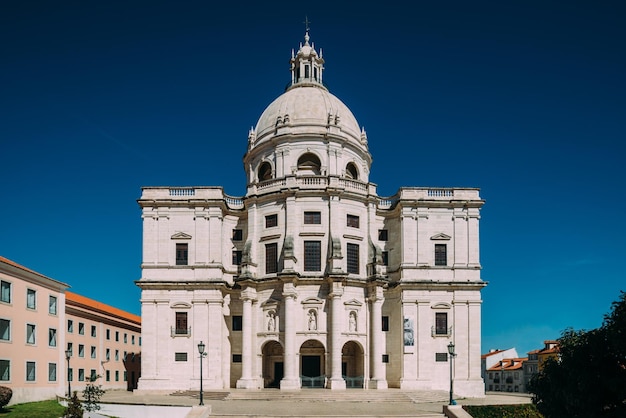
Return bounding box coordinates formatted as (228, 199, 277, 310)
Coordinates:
(171, 326, 191, 337)
(169, 188, 195, 196)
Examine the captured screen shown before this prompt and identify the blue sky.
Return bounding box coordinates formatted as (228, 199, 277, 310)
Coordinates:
(1, 1, 624, 356)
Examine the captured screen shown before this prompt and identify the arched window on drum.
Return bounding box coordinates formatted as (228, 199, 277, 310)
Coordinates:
(345, 162, 359, 180)
(258, 161, 273, 181)
(297, 153, 321, 176)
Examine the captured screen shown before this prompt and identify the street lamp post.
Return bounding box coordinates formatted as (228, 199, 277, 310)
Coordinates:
(65, 349, 72, 398)
(197, 341, 207, 406)
(447, 342, 457, 405)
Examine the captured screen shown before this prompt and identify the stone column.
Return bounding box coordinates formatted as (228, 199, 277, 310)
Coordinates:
(328, 282, 345, 389)
(281, 282, 300, 389)
(237, 288, 258, 389)
(369, 287, 388, 389)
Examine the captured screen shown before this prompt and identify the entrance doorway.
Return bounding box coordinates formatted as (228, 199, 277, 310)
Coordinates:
(262, 340, 284, 388)
(342, 341, 364, 388)
(300, 339, 326, 388)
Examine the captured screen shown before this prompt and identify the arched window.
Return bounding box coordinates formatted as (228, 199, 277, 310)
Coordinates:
(297, 153, 321, 175)
(346, 162, 359, 180)
(258, 162, 272, 181)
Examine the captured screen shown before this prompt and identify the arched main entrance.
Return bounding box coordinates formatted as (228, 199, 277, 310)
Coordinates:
(262, 340, 284, 388)
(300, 339, 325, 388)
(342, 341, 364, 388)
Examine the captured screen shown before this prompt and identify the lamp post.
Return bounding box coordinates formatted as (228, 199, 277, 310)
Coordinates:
(65, 349, 72, 398)
(197, 341, 207, 406)
(447, 342, 457, 405)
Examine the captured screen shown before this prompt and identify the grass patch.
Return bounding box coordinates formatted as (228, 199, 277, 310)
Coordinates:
(463, 404, 544, 418)
(0, 399, 66, 417)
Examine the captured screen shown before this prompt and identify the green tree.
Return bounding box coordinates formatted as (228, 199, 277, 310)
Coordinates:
(82, 374, 105, 414)
(529, 291, 626, 417)
(64, 391, 83, 418)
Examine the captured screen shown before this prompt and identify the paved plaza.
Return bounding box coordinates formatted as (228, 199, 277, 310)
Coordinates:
(93, 389, 532, 417)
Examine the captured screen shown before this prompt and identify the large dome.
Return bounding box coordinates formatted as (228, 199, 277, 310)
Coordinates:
(253, 84, 362, 147)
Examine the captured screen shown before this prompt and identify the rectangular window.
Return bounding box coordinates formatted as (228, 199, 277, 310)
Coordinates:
(382, 251, 389, 266)
(0, 319, 10, 341)
(78, 323, 85, 335)
(26, 324, 36, 344)
(0, 281, 11, 303)
(436, 353, 449, 362)
(78, 369, 85, 382)
(26, 361, 36, 381)
(0, 360, 9, 381)
(232, 354, 242, 363)
(68, 320, 73, 333)
(106, 329, 110, 340)
(91, 346, 96, 359)
(265, 214, 278, 228)
(67, 342, 73, 356)
(232, 229, 243, 241)
(106, 370, 110, 382)
(91, 325, 97, 338)
(378, 229, 388, 241)
(78, 344, 85, 358)
(115, 350, 119, 361)
(347, 243, 359, 274)
(304, 211, 321, 224)
(265, 243, 278, 274)
(175, 352, 188, 362)
(48, 363, 57, 382)
(124, 333, 127, 344)
(304, 241, 321, 271)
(90, 369, 97, 381)
(347, 214, 360, 228)
(382, 354, 389, 363)
(435, 244, 447, 266)
(124, 371, 127, 382)
(131, 335, 135, 345)
(48, 328, 57, 347)
(175, 312, 188, 335)
(232, 250, 242, 266)
(232, 316, 243, 331)
(381, 316, 389, 332)
(123, 351, 127, 361)
(106, 349, 110, 361)
(435, 312, 448, 335)
(26, 289, 36, 309)
(49, 295, 57, 315)
(115, 370, 119, 382)
(176, 243, 188, 265)
(68, 368, 73, 382)
(115, 331, 119, 342)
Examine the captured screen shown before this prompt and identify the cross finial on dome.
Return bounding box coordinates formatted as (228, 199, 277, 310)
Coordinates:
(303, 16, 311, 45)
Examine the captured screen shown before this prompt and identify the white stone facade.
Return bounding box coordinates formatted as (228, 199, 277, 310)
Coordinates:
(136, 31, 486, 397)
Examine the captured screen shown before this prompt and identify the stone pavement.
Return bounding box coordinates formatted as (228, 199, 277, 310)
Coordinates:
(95, 389, 532, 417)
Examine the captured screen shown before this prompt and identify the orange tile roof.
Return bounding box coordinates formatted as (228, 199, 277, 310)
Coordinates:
(66, 291, 141, 325)
(0, 256, 69, 287)
(487, 357, 528, 371)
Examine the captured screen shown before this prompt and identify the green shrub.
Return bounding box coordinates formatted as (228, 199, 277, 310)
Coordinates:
(64, 391, 83, 418)
(463, 404, 544, 418)
(0, 386, 12, 409)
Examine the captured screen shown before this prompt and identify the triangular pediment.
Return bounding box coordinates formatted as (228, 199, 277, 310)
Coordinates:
(344, 299, 363, 307)
(430, 233, 451, 241)
(170, 301, 191, 309)
(171, 232, 192, 240)
(261, 298, 280, 307)
(302, 297, 323, 306)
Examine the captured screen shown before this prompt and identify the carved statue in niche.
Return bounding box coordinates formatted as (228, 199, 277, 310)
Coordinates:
(349, 311, 357, 332)
(267, 311, 276, 332)
(308, 310, 317, 331)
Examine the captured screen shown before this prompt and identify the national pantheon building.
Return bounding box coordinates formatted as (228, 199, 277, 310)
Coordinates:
(136, 30, 486, 397)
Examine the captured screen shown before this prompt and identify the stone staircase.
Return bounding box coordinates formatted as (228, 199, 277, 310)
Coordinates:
(174, 389, 448, 417)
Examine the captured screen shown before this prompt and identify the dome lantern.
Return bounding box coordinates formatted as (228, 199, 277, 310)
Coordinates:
(289, 28, 325, 90)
